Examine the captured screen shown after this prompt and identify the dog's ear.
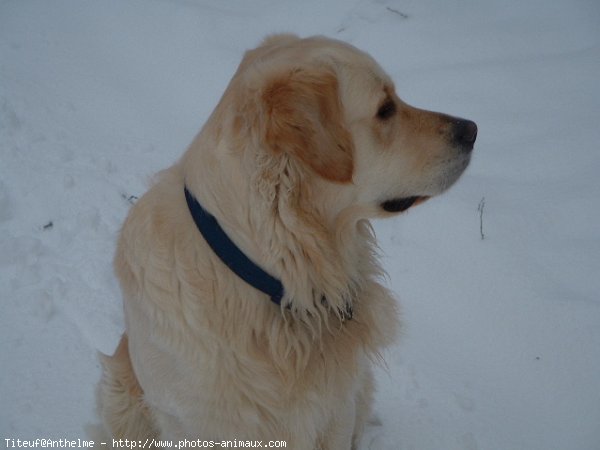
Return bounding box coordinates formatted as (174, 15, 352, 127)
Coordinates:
(262, 69, 354, 183)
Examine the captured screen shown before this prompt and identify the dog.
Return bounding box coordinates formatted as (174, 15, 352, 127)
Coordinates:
(98, 34, 476, 449)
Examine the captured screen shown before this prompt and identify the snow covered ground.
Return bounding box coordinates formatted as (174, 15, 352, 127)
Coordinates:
(1, 0, 599, 448)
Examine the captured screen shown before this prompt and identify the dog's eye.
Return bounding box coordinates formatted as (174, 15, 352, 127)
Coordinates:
(376, 99, 396, 120)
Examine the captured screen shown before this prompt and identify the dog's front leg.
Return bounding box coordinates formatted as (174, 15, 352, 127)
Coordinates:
(318, 395, 356, 450)
(351, 366, 375, 450)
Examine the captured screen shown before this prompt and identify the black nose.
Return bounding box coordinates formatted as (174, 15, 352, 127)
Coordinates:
(452, 119, 478, 151)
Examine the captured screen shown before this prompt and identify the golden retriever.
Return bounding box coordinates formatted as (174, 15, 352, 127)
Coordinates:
(98, 34, 476, 449)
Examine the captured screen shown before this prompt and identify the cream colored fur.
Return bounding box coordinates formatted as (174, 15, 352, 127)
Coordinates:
(98, 34, 473, 449)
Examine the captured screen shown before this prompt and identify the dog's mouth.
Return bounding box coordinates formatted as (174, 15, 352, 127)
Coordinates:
(380, 196, 429, 213)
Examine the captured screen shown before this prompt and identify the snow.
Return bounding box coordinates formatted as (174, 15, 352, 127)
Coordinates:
(1, 0, 599, 448)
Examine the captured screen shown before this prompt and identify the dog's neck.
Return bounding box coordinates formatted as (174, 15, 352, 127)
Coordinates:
(184, 186, 284, 304)
(183, 185, 358, 322)
(182, 131, 377, 325)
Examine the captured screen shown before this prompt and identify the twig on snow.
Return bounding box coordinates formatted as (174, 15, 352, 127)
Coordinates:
(386, 7, 409, 19)
(477, 197, 485, 240)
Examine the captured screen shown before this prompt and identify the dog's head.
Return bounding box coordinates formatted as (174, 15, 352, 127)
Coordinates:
(220, 35, 476, 220)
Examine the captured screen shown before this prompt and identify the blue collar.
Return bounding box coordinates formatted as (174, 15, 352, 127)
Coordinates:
(184, 186, 353, 321)
(184, 186, 285, 305)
